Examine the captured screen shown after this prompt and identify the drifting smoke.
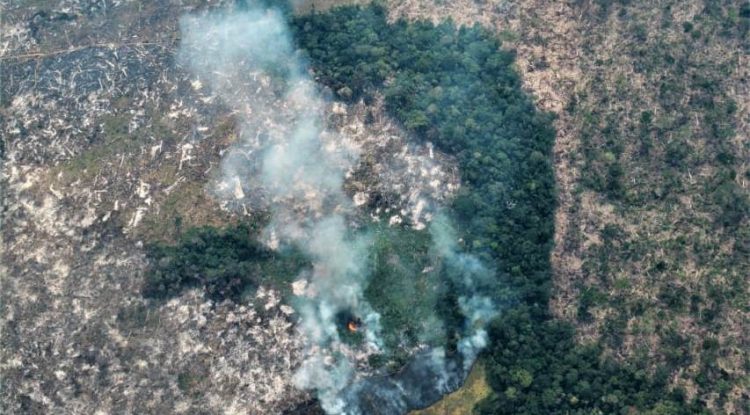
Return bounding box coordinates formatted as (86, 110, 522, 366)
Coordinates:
(178, 3, 499, 414)
(337, 215, 499, 414)
(430, 214, 499, 369)
(179, 5, 382, 412)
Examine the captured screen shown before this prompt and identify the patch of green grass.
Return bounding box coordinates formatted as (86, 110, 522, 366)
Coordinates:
(411, 362, 491, 415)
(55, 114, 142, 181)
(55, 109, 181, 184)
(135, 180, 235, 244)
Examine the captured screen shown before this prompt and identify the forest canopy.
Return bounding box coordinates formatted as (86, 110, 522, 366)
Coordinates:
(291, 5, 703, 413)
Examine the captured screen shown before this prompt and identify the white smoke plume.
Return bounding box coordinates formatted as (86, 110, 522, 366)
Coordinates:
(178, 4, 381, 413)
(430, 213, 499, 370)
(336, 215, 500, 414)
(178, 3, 499, 414)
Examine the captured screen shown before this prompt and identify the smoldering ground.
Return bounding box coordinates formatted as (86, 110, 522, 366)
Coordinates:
(178, 2, 501, 413)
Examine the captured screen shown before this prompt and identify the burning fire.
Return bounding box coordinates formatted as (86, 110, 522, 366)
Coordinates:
(347, 320, 360, 332)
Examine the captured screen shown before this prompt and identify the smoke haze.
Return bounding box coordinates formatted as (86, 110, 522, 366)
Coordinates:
(179, 6, 383, 412)
(178, 3, 499, 413)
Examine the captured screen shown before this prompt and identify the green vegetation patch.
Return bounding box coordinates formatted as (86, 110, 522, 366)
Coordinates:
(143, 222, 308, 302)
(412, 362, 491, 415)
(364, 223, 455, 358)
(477, 310, 707, 414)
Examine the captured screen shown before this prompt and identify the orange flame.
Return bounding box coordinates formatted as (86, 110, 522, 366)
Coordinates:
(347, 321, 359, 332)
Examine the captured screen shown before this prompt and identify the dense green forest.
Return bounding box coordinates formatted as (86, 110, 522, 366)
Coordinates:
(293, 3, 556, 308)
(144, 3, 711, 413)
(292, 5, 705, 413)
(143, 221, 308, 301)
(293, 3, 558, 370)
